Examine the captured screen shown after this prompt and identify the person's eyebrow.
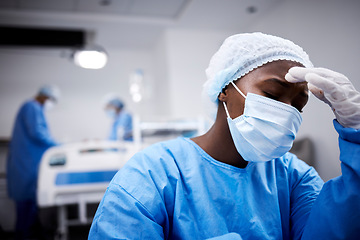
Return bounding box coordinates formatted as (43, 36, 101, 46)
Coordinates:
(263, 78, 308, 97)
(263, 78, 290, 88)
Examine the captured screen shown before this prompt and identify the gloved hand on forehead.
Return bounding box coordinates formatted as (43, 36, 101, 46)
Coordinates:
(285, 67, 360, 129)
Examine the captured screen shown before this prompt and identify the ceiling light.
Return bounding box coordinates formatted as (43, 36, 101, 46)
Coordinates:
(73, 46, 108, 69)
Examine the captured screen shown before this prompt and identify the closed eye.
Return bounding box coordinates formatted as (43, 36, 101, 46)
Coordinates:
(263, 91, 304, 113)
(263, 91, 279, 101)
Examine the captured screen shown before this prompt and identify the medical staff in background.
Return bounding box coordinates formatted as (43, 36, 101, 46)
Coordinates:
(105, 97, 133, 142)
(7, 85, 60, 240)
(89, 32, 360, 239)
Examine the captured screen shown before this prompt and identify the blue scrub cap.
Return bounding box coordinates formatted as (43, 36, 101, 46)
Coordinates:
(108, 98, 124, 109)
(38, 85, 61, 102)
(203, 32, 313, 104)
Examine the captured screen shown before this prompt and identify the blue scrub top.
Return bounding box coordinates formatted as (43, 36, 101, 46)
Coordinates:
(108, 110, 133, 141)
(89, 120, 360, 239)
(7, 100, 57, 201)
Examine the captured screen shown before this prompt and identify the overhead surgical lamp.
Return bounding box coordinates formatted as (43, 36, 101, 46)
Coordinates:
(73, 46, 108, 69)
(0, 26, 108, 70)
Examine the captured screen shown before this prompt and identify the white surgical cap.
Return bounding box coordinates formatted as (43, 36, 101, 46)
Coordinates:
(203, 32, 313, 104)
(38, 84, 61, 102)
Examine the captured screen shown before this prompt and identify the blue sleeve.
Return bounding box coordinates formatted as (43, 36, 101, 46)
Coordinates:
(24, 103, 57, 147)
(301, 120, 360, 239)
(286, 156, 323, 239)
(88, 182, 164, 239)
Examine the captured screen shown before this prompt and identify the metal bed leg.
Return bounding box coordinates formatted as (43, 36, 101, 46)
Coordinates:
(79, 197, 87, 224)
(56, 205, 68, 240)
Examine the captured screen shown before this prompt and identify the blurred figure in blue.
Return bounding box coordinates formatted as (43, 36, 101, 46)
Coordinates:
(7, 85, 60, 240)
(105, 97, 133, 142)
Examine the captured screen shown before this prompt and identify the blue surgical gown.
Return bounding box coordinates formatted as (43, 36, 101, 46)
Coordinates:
(7, 100, 57, 201)
(89, 120, 360, 239)
(108, 110, 133, 141)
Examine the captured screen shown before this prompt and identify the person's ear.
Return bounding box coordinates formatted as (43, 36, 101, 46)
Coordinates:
(218, 87, 228, 102)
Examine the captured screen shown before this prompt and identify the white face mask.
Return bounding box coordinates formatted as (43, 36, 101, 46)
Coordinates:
(106, 109, 117, 118)
(223, 81, 302, 162)
(44, 100, 55, 111)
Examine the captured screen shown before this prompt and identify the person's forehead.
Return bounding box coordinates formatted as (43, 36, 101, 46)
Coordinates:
(241, 60, 302, 81)
(239, 60, 308, 91)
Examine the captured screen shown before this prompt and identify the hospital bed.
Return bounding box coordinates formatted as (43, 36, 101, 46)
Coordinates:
(132, 115, 208, 148)
(37, 140, 138, 240)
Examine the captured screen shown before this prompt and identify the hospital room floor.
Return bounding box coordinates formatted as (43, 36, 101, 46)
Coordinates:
(0, 225, 91, 240)
(67, 225, 92, 239)
(0, 204, 95, 240)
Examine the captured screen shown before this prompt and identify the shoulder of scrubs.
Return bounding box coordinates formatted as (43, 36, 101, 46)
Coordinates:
(89, 138, 185, 239)
(301, 120, 360, 239)
(23, 100, 57, 147)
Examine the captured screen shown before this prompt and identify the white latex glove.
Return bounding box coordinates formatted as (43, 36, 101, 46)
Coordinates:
(285, 67, 360, 129)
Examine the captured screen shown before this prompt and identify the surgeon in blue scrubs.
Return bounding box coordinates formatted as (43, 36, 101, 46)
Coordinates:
(105, 97, 133, 142)
(7, 85, 60, 240)
(89, 33, 360, 239)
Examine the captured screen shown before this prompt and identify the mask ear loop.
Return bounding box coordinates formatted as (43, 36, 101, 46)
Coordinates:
(230, 81, 246, 99)
(223, 81, 246, 119)
(222, 102, 231, 118)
